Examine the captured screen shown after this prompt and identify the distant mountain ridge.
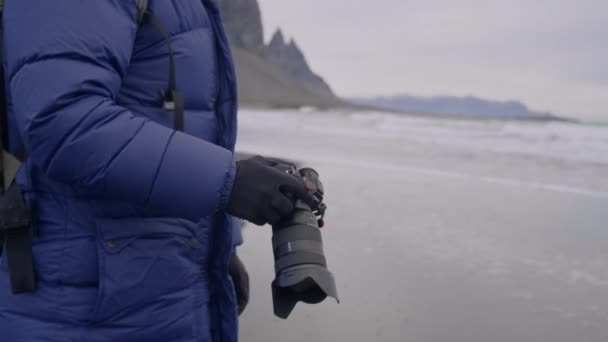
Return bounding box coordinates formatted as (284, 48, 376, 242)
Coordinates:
(352, 95, 560, 120)
(218, 0, 342, 108)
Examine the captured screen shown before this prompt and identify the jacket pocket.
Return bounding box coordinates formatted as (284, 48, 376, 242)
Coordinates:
(92, 217, 211, 323)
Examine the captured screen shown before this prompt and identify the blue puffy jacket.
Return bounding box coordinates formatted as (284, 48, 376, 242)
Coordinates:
(0, 1, 241, 341)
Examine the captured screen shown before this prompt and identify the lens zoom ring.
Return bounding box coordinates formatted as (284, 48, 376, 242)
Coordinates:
(274, 252, 327, 273)
(274, 240, 324, 259)
(272, 225, 322, 246)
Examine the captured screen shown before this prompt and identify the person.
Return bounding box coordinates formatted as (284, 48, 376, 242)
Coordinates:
(0, 1, 313, 341)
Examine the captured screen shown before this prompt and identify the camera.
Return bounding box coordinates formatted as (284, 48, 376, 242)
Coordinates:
(271, 165, 338, 319)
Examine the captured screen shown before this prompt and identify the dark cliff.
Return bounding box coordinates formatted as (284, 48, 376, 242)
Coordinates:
(218, 0, 342, 108)
(217, 0, 264, 52)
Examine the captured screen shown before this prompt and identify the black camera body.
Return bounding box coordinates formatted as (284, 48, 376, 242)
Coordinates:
(271, 166, 338, 319)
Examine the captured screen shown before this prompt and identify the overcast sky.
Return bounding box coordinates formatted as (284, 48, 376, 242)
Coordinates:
(257, 0, 607, 121)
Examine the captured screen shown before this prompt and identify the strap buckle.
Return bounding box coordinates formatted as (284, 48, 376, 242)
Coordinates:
(0, 182, 36, 294)
(0, 183, 31, 234)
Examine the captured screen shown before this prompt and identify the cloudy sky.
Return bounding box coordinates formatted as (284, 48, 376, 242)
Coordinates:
(257, 0, 607, 121)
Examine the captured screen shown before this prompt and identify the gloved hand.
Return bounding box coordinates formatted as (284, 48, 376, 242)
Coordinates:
(229, 253, 249, 315)
(226, 156, 314, 226)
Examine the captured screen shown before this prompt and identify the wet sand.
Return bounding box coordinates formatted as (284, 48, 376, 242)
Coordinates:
(236, 110, 608, 342)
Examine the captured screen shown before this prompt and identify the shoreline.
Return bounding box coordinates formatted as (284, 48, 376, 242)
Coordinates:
(238, 104, 581, 124)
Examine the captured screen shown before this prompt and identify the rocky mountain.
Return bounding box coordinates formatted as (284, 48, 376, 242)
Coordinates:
(266, 29, 334, 98)
(352, 95, 559, 120)
(217, 0, 264, 52)
(218, 0, 342, 108)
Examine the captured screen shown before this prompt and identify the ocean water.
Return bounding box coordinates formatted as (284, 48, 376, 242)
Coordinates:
(236, 109, 608, 342)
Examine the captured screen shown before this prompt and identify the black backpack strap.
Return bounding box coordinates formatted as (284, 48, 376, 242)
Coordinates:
(136, 0, 149, 24)
(0, 56, 9, 193)
(0, 182, 35, 293)
(0, 3, 35, 294)
(142, 13, 185, 132)
(0, 2, 26, 192)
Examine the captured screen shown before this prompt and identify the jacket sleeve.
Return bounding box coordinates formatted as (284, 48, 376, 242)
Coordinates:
(2, 0, 236, 221)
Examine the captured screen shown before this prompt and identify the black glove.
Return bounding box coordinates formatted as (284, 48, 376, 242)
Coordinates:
(229, 253, 249, 315)
(226, 156, 314, 226)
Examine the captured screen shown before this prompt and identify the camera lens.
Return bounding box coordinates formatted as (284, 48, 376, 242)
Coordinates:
(271, 168, 338, 319)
